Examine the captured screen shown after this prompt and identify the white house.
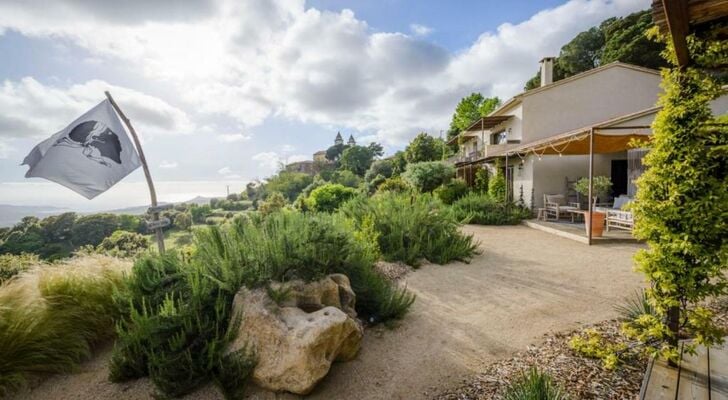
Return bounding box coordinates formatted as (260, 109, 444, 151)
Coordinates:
(450, 59, 728, 209)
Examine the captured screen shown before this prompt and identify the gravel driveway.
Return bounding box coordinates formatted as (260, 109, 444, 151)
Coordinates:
(15, 225, 645, 400)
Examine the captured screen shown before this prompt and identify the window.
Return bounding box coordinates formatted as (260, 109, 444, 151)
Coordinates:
(491, 130, 507, 145)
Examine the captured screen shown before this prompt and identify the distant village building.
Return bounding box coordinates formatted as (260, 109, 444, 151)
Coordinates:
(285, 132, 357, 175)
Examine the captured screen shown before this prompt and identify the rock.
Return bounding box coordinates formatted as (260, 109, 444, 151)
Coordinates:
(270, 273, 357, 318)
(228, 275, 363, 395)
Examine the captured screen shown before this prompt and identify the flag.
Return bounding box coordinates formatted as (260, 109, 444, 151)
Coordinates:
(22, 99, 142, 199)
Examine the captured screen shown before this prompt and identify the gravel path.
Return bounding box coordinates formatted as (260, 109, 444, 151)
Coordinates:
(13, 225, 645, 400)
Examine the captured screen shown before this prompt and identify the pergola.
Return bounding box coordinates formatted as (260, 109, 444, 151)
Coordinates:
(446, 115, 514, 145)
(495, 108, 657, 244)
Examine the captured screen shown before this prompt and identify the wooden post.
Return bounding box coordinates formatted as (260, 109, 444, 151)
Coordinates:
(105, 91, 165, 254)
(587, 127, 594, 245)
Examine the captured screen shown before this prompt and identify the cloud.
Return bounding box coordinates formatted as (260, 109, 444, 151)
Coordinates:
(0, 140, 15, 159)
(216, 133, 251, 143)
(281, 144, 295, 152)
(0, 0, 648, 146)
(0, 77, 194, 138)
(159, 160, 178, 169)
(410, 23, 432, 37)
(217, 166, 241, 179)
(251, 152, 281, 171)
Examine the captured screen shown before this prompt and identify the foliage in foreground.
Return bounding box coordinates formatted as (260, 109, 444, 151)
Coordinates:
(450, 192, 531, 225)
(0, 255, 130, 396)
(193, 211, 414, 322)
(305, 183, 358, 213)
(0, 253, 41, 284)
(502, 368, 570, 400)
(110, 252, 256, 399)
(341, 192, 477, 266)
(627, 27, 728, 361)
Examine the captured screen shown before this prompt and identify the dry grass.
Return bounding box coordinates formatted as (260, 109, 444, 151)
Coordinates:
(0, 255, 131, 397)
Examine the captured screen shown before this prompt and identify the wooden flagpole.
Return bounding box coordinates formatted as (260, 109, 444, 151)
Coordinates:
(104, 91, 166, 254)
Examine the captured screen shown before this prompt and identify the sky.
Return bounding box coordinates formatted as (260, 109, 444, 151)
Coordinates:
(0, 0, 649, 211)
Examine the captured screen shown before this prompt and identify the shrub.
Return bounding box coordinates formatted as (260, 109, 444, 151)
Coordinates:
(502, 368, 569, 400)
(330, 170, 362, 188)
(193, 212, 414, 322)
(110, 252, 257, 399)
(364, 159, 394, 183)
(97, 230, 150, 257)
(402, 161, 454, 193)
(0, 253, 41, 284)
(450, 192, 531, 225)
(614, 289, 656, 322)
(174, 212, 193, 230)
(376, 177, 412, 194)
(72, 214, 121, 247)
(340, 192, 477, 266)
(434, 178, 469, 204)
(488, 168, 506, 200)
(0, 255, 130, 396)
(265, 171, 314, 202)
(306, 183, 358, 213)
(474, 167, 489, 193)
(258, 192, 287, 216)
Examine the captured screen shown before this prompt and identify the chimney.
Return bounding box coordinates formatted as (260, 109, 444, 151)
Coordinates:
(539, 57, 555, 87)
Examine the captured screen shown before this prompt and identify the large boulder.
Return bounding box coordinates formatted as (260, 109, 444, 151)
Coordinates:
(228, 274, 363, 395)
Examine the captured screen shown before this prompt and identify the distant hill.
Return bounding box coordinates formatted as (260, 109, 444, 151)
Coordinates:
(0, 196, 220, 227)
(0, 204, 68, 227)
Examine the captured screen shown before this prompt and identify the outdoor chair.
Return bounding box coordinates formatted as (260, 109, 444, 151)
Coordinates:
(543, 194, 580, 221)
(596, 195, 634, 232)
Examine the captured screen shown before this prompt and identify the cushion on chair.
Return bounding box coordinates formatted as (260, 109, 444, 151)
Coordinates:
(612, 195, 632, 210)
(545, 194, 566, 206)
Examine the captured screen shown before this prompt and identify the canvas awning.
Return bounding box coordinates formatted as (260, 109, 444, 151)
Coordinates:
(487, 107, 659, 158)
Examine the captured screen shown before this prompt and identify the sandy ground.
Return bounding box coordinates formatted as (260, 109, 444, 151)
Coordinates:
(13, 225, 645, 400)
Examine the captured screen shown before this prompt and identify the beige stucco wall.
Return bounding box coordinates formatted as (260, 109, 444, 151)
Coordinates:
(521, 66, 662, 142)
(529, 152, 627, 208)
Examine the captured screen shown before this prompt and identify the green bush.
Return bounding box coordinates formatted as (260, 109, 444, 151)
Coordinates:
(306, 183, 358, 213)
(503, 368, 569, 400)
(402, 161, 454, 193)
(450, 192, 531, 225)
(488, 169, 506, 200)
(574, 176, 612, 203)
(0, 255, 129, 396)
(193, 212, 414, 322)
(258, 192, 287, 216)
(376, 177, 412, 194)
(0, 253, 41, 284)
(97, 230, 150, 258)
(364, 159, 394, 183)
(340, 192, 477, 266)
(434, 178, 469, 204)
(474, 167, 489, 193)
(110, 252, 256, 399)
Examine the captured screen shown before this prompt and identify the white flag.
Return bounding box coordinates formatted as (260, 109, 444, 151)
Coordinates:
(22, 99, 142, 199)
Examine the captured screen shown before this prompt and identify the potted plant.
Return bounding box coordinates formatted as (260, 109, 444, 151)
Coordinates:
(574, 176, 613, 237)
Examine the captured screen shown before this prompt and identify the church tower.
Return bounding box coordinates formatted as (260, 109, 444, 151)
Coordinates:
(334, 131, 343, 146)
(347, 135, 356, 146)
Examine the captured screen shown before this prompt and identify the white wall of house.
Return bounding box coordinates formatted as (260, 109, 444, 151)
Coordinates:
(529, 152, 627, 208)
(521, 66, 662, 142)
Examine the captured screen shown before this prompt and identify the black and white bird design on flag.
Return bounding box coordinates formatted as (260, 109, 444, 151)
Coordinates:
(53, 120, 122, 166)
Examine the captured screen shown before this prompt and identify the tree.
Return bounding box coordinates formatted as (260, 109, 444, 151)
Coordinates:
(40, 212, 76, 243)
(118, 214, 142, 233)
(340, 145, 375, 176)
(405, 133, 446, 163)
(325, 143, 347, 162)
(265, 171, 314, 202)
(447, 94, 502, 141)
(72, 214, 120, 247)
(488, 162, 506, 201)
(189, 204, 212, 224)
(390, 151, 408, 176)
(330, 170, 361, 188)
(524, 10, 667, 90)
(0, 217, 44, 255)
(624, 28, 727, 361)
(368, 142, 384, 158)
(365, 159, 394, 183)
(402, 161, 454, 193)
